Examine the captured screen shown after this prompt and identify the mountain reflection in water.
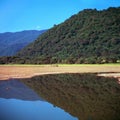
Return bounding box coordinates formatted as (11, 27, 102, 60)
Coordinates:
(0, 98, 77, 120)
(21, 73, 120, 120)
(0, 79, 77, 120)
(0, 79, 42, 100)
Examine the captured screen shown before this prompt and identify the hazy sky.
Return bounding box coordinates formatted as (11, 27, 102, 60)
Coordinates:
(0, 0, 120, 33)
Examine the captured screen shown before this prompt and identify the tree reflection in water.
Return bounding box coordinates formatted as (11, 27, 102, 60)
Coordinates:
(21, 73, 120, 120)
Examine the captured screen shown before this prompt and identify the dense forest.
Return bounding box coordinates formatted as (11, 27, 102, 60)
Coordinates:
(0, 7, 120, 64)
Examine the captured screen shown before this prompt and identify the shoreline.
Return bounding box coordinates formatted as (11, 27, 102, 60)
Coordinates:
(0, 65, 120, 83)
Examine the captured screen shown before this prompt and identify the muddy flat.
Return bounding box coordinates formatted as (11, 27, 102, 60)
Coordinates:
(0, 64, 120, 80)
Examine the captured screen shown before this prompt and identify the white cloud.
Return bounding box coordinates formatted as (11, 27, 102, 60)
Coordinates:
(36, 26, 41, 29)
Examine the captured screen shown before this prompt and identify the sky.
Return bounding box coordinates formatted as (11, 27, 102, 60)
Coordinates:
(0, 0, 120, 33)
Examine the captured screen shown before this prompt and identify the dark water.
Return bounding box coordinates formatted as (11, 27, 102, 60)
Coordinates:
(21, 74, 120, 120)
(0, 79, 77, 120)
(0, 74, 120, 120)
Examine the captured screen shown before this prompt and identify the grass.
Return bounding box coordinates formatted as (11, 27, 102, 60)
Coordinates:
(0, 63, 120, 80)
(0, 63, 120, 67)
(58, 63, 120, 66)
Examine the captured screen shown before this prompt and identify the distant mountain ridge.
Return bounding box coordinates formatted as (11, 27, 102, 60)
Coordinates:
(0, 7, 120, 64)
(17, 7, 120, 64)
(0, 30, 47, 56)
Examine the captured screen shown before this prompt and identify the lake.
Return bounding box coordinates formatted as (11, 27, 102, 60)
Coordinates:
(0, 79, 77, 120)
(0, 73, 120, 120)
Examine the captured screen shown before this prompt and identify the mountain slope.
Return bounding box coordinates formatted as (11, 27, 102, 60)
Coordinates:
(0, 30, 47, 56)
(17, 7, 120, 63)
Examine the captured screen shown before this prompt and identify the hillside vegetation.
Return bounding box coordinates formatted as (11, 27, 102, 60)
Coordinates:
(0, 30, 46, 56)
(0, 7, 120, 64)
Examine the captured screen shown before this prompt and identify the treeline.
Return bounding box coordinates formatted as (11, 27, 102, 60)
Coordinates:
(0, 56, 119, 64)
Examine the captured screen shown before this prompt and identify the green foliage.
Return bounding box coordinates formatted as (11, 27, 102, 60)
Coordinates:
(1, 7, 120, 64)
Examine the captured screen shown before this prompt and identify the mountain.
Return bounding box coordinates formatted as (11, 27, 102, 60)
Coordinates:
(17, 7, 120, 64)
(1, 7, 120, 64)
(0, 30, 47, 56)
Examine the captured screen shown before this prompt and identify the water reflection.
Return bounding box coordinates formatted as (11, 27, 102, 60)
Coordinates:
(0, 79, 78, 120)
(0, 98, 77, 120)
(21, 73, 120, 120)
(0, 79, 42, 100)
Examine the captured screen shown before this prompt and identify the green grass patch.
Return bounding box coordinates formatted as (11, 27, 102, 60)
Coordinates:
(0, 63, 120, 67)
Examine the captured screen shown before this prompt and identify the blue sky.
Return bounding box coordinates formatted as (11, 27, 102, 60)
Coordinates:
(0, 0, 120, 33)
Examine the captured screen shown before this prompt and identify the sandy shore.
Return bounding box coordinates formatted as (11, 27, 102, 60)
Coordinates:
(0, 65, 120, 81)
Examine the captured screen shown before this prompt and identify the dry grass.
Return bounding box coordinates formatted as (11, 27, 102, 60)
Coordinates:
(0, 64, 120, 80)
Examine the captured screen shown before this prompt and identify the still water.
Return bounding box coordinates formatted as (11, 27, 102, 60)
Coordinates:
(0, 79, 77, 120)
(0, 98, 77, 120)
(0, 74, 120, 120)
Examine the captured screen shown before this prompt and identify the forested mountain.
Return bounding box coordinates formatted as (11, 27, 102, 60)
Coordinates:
(0, 30, 47, 56)
(1, 7, 120, 64)
(16, 7, 120, 64)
